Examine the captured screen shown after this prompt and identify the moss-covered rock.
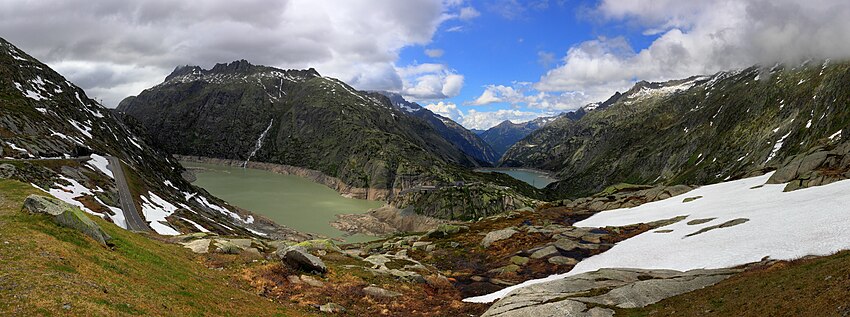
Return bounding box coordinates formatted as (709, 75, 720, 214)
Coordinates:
(22, 195, 111, 246)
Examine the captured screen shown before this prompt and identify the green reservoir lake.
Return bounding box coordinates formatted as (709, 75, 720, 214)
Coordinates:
(476, 168, 559, 189)
(182, 162, 383, 243)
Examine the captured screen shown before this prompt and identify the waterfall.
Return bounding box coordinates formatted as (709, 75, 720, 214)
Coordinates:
(243, 119, 273, 168)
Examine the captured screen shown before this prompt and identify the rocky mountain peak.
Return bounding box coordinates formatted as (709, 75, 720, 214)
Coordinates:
(210, 59, 255, 74)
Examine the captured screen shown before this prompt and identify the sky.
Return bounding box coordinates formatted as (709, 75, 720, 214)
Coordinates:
(4, 0, 850, 130)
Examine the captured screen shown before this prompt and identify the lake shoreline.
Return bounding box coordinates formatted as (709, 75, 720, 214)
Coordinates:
(180, 160, 385, 243)
(176, 155, 396, 201)
(474, 167, 558, 178)
(474, 167, 559, 189)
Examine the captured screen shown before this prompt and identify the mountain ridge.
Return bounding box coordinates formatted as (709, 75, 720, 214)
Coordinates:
(501, 62, 850, 197)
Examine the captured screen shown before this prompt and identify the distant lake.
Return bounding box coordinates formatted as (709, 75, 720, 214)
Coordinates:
(182, 162, 383, 243)
(476, 168, 559, 189)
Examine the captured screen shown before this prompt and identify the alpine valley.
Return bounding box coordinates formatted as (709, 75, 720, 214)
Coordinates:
(3, 11, 850, 317)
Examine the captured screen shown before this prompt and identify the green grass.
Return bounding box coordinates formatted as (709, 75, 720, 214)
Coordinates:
(618, 250, 850, 317)
(0, 178, 308, 316)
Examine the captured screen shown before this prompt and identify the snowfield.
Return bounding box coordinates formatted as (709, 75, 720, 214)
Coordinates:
(140, 192, 181, 235)
(87, 154, 114, 179)
(466, 173, 850, 303)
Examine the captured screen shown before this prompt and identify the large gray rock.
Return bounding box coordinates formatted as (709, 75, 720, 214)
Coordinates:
(530, 245, 560, 259)
(319, 302, 345, 313)
(482, 268, 738, 317)
(482, 228, 518, 248)
(181, 239, 211, 253)
(23, 195, 111, 246)
(363, 286, 402, 298)
(278, 245, 327, 273)
(0, 163, 16, 179)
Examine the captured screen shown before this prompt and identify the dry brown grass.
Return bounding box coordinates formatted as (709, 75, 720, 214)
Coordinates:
(619, 251, 850, 317)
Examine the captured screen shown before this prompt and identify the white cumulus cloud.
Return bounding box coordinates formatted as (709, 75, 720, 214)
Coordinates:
(0, 0, 471, 106)
(537, 0, 850, 99)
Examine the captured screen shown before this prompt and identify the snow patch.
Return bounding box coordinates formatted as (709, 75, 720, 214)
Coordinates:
(765, 131, 792, 164)
(140, 192, 181, 235)
(180, 217, 211, 233)
(69, 120, 93, 138)
(87, 154, 114, 179)
(467, 173, 850, 303)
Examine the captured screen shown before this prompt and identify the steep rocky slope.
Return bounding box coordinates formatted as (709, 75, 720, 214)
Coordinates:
(118, 61, 486, 199)
(379, 91, 499, 164)
(0, 37, 298, 239)
(480, 116, 560, 159)
(502, 63, 850, 197)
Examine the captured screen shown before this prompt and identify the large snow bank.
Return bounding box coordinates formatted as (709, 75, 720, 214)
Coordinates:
(467, 173, 850, 303)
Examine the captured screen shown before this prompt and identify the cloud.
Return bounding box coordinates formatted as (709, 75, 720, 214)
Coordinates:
(537, 51, 556, 68)
(467, 83, 602, 111)
(459, 6, 481, 20)
(425, 48, 445, 58)
(398, 63, 464, 100)
(426, 101, 551, 130)
(536, 0, 850, 99)
(462, 109, 548, 130)
(0, 0, 470, 106)
(425, 101, 464, 122)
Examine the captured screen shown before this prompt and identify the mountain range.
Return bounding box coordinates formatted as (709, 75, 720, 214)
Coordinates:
(501, 63, 850, 197)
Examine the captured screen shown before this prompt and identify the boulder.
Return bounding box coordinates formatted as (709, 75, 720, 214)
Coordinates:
(213, 240, 242, 254)
(482, 268, 738, 317)
(319, 303, 345, 313)
(278, 246, 327, 273)
(363, 286, 402, 298)
(488, 264, 520, 274)
(300, 275, 325, 287)
(228, 238, 253, 249)
(294, 239, 341, 253)
(181, 239, 211, 253)
(425, 224, 469, 238)
(548, 256, 578, 266)
(510, 256, 529, 266)
(798, 151, 829, 175)
(552, 238, 581, 252)
(0, 163, 16, 179)
(23, 195, 111, 246)
(530, 245, 560, 259)
(481, 228, 518, 248)
(286, 275, 301, 284)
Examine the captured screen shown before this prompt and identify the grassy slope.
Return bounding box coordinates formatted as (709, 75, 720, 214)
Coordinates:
(619, 250, 850, 317)
(0, 179, 307, 316)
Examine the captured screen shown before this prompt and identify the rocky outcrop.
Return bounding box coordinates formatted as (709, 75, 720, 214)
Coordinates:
(363, 286, 402, 298)
(768, 141, 850, 191)
(278, 245, 327, 274)
(481, 228, 518, 248)
(482, 268, 739, 317)
(22, 195, 111, 246)
(331, 205, 449, 236)
(389, 183, 536, 221)
(546, 184, 695, 213)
